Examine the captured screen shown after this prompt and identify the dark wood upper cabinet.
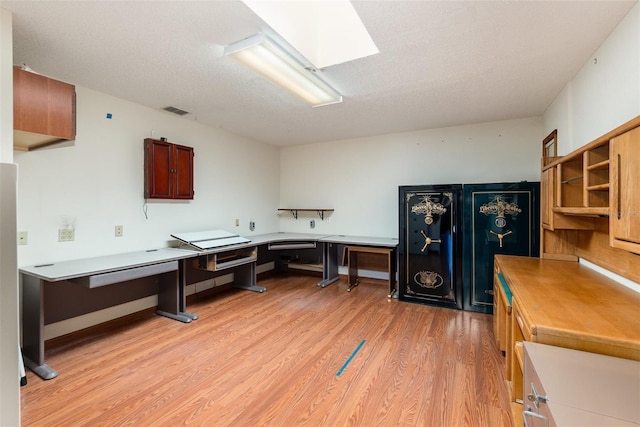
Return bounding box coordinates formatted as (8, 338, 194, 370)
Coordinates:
(13, 66, 76, 151)
(144, 138, 194, 200)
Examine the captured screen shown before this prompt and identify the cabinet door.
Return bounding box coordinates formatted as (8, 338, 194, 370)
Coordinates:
(173, 144, 194, 199)
(144, 139, 172, 199)
(13, 67, 49, 136)
(610, 128, 640, 254)
(399, 185, 463, 309)
(13, 67, 76, 149)
(540, 168, 553, 230)
(46, 77, 76, 140)
(462, 183, 539, 313)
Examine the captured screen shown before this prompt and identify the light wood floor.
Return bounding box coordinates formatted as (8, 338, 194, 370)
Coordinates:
(21, 274, 513, 426)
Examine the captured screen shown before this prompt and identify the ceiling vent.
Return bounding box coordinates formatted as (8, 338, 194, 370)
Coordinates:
(162, 106, 190, 116)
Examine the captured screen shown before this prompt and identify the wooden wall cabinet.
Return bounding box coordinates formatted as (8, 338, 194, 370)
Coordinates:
(13, 67, 76, 151)
(610, 127, 640, 255)
(554, 142, 610, 215)
(144, 138, 194, 200)
(540, 164, 593, 231)
(540, 116, 640, 259)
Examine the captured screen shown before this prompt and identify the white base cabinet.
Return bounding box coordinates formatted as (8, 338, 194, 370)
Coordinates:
(523, 342, 640, 427)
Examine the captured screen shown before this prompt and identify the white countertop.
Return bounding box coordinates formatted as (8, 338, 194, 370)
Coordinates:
(19, 248, 196, 282)
(319, 234, 398, 247)
(21, 233, 398, 282)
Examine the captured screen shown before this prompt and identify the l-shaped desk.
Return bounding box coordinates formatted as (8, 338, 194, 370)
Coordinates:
(20, 232, 398, 380)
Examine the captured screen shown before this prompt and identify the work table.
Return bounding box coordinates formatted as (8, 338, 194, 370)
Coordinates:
(496, 254, 640, 357)
(20, 232, 398, 381)
(494, 254, 640, 405)
(20, 247, 196, 282)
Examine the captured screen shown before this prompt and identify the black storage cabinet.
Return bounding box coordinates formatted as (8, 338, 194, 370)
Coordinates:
(398, 185, 464, 309)
(462, 182, 539, 313)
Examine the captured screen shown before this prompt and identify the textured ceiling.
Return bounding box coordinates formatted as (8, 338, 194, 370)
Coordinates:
(2, 0, 636, 146)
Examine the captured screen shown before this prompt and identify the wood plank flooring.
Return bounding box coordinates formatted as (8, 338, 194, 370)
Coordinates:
(21, 274, 513, 426)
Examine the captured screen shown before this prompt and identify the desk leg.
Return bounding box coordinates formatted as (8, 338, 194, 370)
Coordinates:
(388, 248, 398, 299)
(177, 261, 198, 321)
(157, 270, 192, 323)
(347, 249, 359, 292)
(233, 262, 266, 293)
(318, 242, 339, 287)
(22, 275, 58, 380)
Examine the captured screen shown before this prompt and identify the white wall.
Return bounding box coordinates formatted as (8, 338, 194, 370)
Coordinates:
(0, 7, 20, 427)
(15, 87, 280, 267)
(279, 117, 542, 237)
(0, 8, 11, 163)
(543, 3, 640, 154)
(14, 85, 280, 340)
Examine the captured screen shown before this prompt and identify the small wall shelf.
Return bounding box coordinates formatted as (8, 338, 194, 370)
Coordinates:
(278, 209, 334, 220)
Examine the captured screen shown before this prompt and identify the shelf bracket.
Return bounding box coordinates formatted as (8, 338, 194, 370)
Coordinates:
(290, 210, 298, 219)
(317, 210, 324, 220)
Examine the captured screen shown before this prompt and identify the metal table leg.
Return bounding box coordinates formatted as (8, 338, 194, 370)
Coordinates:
(318, 242, 339, 287)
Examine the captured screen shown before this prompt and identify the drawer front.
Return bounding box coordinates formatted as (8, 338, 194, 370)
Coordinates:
(513, 298, 532, 341)
(70, 261, 177, 288)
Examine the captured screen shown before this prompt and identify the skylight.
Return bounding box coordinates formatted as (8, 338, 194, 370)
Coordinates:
(242, 0, 379, 69)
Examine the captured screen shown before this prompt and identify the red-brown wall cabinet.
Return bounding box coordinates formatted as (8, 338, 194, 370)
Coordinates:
(144, 138, 194, 200)
(13, 66, 76, 151)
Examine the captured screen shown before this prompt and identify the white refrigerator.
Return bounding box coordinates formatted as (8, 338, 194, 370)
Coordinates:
(1, 162, 20, 426)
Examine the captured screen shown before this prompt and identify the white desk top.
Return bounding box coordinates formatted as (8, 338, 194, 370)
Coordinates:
(19, 248, 196, 282)
(248, 233, 398, 247)
(248, 232, 333, 245)
(319, 234, 398, 247)
(20, 233, 398, 282)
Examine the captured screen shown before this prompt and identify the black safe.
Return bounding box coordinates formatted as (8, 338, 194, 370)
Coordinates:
(399, 182, 539, 312)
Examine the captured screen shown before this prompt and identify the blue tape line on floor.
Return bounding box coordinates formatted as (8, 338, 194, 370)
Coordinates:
(337, 339, 366, 376)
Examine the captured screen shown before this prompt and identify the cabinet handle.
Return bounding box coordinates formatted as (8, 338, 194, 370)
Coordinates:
(523, 410, 548, 427)
(617, 153, 621, 220)
(527, 382, 548, 408)
(516, 312, 525, 331)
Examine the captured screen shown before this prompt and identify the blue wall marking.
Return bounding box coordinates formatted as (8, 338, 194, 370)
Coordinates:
(336, 339, 366, 377)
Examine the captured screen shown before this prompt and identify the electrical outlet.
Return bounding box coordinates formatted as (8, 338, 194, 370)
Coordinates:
(58, 228, 75, 242)
(115, 225, 123, 237)
(310, 219, 315, 229)
(18, 231, 28, 245)
(235, 218, 240, 227)
(249, 221, 255, 231)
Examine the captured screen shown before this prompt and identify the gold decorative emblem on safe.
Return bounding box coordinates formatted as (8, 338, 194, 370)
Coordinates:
(479, 195, 521, 228)
(420, 230, 442, 252)
(414, 270, 444, 289)
(411, 195, 448, 225)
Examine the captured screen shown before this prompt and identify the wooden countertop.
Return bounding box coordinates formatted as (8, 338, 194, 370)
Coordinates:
(495, 255, 640, 360)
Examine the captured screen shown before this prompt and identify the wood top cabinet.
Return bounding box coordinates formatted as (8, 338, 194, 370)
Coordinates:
(144, 138, 194, 200)
(495, 254, 640, 403)
(13, 66, 76, 150)
(610, 126, 640, 254)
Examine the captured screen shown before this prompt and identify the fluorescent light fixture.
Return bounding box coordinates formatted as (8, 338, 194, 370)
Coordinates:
(224, 33, 342, 107)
